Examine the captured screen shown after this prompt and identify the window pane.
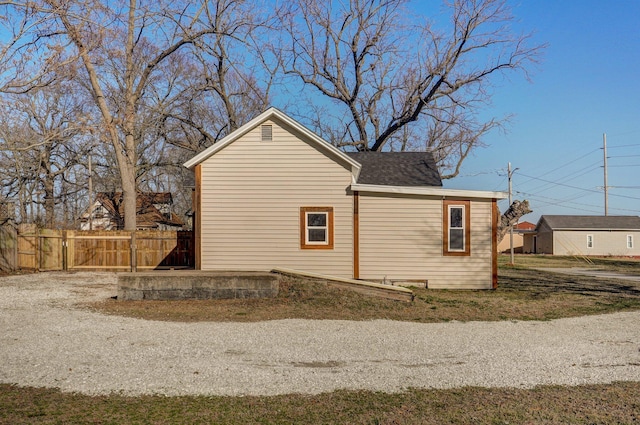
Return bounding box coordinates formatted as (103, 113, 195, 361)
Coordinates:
(450, 207, 463, 228)
(450, 229, 464, 250)
(307, 213, 327, 227)
(308, 229, 327, 242)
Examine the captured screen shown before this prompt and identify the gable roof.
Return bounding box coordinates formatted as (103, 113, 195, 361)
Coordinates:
(183, 107, 361, 172)
(538, 215, 640, 231)
(345, 152, 442, 187)
(183, 107, 507, 200)
(88, 192, 184, 228)
(514, 221, 535, 230)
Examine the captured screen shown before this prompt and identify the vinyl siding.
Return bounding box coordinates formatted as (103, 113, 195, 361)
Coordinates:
(199, 119, 353, 277)
(358, 193, 494, 289)
(535, 221, 554, 254)
(552, 230, 640, 256)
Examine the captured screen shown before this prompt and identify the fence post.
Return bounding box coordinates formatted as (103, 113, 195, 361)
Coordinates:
(130, 231, 137, 272)
(35, 227, 40, 273)
(62, 230, 67, 271)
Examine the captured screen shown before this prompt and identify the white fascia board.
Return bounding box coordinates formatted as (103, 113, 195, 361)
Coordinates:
(183, 108, 275, 169)
(351, 183, 508, 200)
(553, 227, 640, 231)
(269, 109, 362, 172)
(183, 107, 362, 175)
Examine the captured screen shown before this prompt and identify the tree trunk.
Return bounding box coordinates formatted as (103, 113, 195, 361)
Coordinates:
(498, 200, 532, 243)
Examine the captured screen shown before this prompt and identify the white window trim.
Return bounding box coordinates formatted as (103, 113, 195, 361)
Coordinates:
(448, 205, 465, 252)
(305, 211, 329, 245)
(627, 235, 633, 249)
(587, 234, 594, 249)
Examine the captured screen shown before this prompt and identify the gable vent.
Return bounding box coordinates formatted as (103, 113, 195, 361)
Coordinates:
(261, 124, 273, 142)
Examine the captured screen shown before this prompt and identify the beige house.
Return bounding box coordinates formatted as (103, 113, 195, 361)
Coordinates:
(529, 215, 640, 256)
(497, 221, 536, 253)
(184, 108, 507, 289)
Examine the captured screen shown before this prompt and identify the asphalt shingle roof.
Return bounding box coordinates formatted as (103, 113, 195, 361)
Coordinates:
(539, 215, 640, 230)
(346, 152, 442, 187)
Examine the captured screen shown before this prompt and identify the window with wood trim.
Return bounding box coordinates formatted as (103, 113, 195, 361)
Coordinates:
(443, 200, 470, 256)
(300, 207, 334, 249)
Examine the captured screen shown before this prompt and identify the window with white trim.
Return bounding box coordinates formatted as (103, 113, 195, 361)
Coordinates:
(587, 234, 593, 249)
(627, 235, 633, 249)
(443, 200, 470, 256)
(300, 207, 334, 249)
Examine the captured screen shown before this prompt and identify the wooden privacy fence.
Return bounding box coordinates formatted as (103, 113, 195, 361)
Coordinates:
(0, 224, 194, 272)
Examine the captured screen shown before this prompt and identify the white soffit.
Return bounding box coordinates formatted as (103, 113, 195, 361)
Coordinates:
(351, 183, 508, 200)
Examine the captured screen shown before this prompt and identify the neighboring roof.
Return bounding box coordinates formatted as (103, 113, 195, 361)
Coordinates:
(183, 107, 361, 172)
(538, 215, 640, 231)
(88, 192, 184, 228)
(515, 221, 536, 231)
(345, 152, 442, 187)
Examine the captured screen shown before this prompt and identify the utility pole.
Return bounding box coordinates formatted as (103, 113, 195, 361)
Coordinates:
(603, 133, 608, 216)
(508, 162, 516, 264)
(88, 155, 93, 230)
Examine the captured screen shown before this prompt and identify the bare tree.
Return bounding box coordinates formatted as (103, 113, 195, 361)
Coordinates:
(277, 0, 543, 178)
(156, 2, 277, 154)
(0, 80, 89, 227)
(0, 0, 263, 230)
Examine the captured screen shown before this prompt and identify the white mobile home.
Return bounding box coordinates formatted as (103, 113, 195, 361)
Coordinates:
(531, 215, 640, 256)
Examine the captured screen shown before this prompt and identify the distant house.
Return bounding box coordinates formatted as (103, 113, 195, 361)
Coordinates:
(526, 215, 640, 256)
(184, 107, 507, 289)
(497, 221, 536, 253)
(79, 192, 184, 231)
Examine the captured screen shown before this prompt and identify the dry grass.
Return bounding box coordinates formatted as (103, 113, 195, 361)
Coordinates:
(87, 255, 640, 323)
(1, 382, 639, 424)
(4, 255, 640, 423)
(500, 253, 640, 273)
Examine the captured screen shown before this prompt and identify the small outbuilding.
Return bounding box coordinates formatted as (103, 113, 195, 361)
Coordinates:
(184, 108, 507, 289)
(527, 215, 640, 256)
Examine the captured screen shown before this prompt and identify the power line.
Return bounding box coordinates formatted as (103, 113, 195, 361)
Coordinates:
(517, 172, 640, 201)
(516, 148, 600, 188)
(521, 162, 601, 195)
(607, 143, 640, 148)
(518, 191, 640, 214)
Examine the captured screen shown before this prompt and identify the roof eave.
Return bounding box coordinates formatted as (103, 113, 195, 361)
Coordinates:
(350, 183, 508, 199)
(549, 227, 640, 231)
(183, 107, 362, 175)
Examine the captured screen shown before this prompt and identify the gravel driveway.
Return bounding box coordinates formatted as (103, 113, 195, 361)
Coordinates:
(1, 272, 639, 397)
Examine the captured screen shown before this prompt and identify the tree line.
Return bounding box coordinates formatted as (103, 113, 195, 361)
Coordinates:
(0, 0, 542, 230)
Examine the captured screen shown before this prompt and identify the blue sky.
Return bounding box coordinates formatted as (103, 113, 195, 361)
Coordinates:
(440, 0, 640, 223)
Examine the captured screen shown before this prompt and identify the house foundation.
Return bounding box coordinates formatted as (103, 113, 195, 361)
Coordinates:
(117, 271, 279, 300)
